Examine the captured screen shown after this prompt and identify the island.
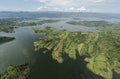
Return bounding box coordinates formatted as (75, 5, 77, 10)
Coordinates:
(17, 19, 59, 26)
(33, 26, 120, 79)
(0, 18, 19, 32)
(0, 18, 59, 33)
(0, 36, 15, 44)
(67, 20, 120, 29)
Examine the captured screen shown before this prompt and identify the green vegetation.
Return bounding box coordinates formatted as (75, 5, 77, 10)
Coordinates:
(0, 18, 20, 32)
(0, 25, 14, 33)
(0, 36, 15, 44)
(1, 64, 30, 79)
(0, 18, 59, 33)
(67, 21, 120, 29)
(33, 26, 120, 79)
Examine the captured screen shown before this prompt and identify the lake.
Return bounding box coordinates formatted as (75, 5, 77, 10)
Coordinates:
(0, 15, 120, 79)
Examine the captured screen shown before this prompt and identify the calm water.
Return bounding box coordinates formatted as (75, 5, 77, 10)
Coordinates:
(0, 26, 40, 74)
(0, 18, 111, 79)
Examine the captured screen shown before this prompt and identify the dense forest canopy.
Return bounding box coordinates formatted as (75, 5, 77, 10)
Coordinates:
(1, 64, 30, 79)
(33, 25, 120, 79)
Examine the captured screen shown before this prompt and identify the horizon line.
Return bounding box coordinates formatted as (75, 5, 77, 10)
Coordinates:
(0, 11, 120, 14)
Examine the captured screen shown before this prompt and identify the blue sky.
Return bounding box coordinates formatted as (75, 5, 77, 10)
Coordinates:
(0, 0, 120, 13)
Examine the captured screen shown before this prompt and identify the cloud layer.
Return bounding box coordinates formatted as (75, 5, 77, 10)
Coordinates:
(0, 0, 119, 13)
(36, 0, 107, 12)
(37, 6, 87, 12)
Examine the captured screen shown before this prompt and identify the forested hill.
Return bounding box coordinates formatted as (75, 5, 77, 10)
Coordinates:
(33, 26, 120, 79)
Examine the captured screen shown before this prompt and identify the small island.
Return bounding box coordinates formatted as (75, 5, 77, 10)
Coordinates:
(0, 36, 15, 44)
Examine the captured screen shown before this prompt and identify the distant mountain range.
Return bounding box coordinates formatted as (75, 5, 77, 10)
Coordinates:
(0, 11, 120, 19)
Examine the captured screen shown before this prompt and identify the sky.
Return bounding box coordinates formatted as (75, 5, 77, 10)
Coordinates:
(0, 0, 120, 13)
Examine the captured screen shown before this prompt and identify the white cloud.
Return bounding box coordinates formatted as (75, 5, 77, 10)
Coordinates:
(36, 0, 106, 12)
(69, 7, 75, 10)
(68, 7, 86, 12)
(37, 0, 75, 7)
(37, 0, 49, 3)
(37, 0, 106, 5)
(37, 6, 87, 12)
(88, 0, 105, 3)
(37, 7, 61, 11)
(37, 6, 47, 10)
(94, 0, 105, 2)
(77, 7, 86, 11)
